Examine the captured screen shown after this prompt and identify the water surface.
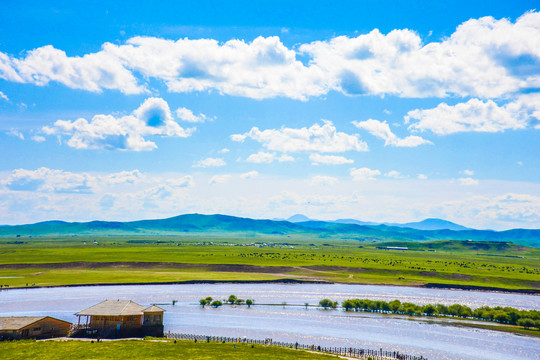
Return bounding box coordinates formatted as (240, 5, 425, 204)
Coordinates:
(1, 283, 538, 360)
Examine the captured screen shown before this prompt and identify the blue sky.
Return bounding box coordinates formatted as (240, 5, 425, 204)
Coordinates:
(0, 1, 539, 229)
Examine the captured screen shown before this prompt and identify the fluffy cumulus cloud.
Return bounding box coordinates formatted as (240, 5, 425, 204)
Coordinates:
(350, 167, 381, 181)
(4, 11, 539, 100)
(176, 107, 210, 123)
(1, 168, 143, 193)
(352, 119, 431, 147)
(385, 170, 402, 178)
(299, 11, 540, 99)
(406, 95, 540, 135)
(232, 120, 367, 153)
(309, 153, 354, 165)
(0, 45, 144, 94)
(245, 151, 294, 164)
(240, 171, 259, 179)
(42, 97, 193, 151)
(194, 157, 226, 168)
(3, 167, 92, 193)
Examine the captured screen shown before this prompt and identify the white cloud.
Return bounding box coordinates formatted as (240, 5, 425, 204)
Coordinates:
(406, 96, 539, 135)
(311, 175, 338, 186)
(219, 148, 230, 154)
(278, 154, 295, 162)
(353, 119, 431, 147)
(246, 151, 275, 164)
(233, 120, 368, 153)
(462, 169, 474, 176)
(439, 193, 540, 228)
(1, 168, 148, 194)
(300, 11, 540, 99)
(7, 129, 24, 140)
(194, 157, 226, 168)
(417, 174, 428, 180)
(240, 171, 259, 179)
(209, 174, 231, 184)
(0, 91, 8, 101)
(167, 175, 195, 188)
(176, 107, 210, 123)
(105, 170, 142, 184)
(458, 177, 479, 186)
(1, 11, 540, 100)
(3, 167, 92, 193)
(31, 135, 46, 142)
(385, 170, 402, 178)
(350, 167, 381, 181)
(42, 97, 193, 151)
(245, 152, 295, 164)
(230, 134, 247, 142)
(310, 153, 354, 165)
(0, 45, 144, 94)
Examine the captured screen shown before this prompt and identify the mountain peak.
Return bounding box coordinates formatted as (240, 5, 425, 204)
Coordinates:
(287, 214, 313, 223)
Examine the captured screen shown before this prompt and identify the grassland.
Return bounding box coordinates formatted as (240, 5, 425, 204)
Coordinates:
(0, 236, 538, 291)
(0, 339, 338, 360)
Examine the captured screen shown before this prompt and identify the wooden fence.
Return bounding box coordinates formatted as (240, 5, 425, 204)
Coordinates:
(165, 332, 427, 360)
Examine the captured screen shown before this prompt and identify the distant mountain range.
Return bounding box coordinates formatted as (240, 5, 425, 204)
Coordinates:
(286, 214, 470, 231)
(0, 213, 538, 248)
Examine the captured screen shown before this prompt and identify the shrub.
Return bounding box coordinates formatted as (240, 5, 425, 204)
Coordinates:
(319, 298, 337, 309)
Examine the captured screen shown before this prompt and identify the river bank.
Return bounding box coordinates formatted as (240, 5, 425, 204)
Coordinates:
(2, 278, 539, 295)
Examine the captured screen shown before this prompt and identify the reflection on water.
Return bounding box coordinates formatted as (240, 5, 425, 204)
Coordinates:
(1, 283, 538, 360)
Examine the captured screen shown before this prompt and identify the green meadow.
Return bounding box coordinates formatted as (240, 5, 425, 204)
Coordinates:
(0, 236, 538, 291)
(0, 340, 337, 360)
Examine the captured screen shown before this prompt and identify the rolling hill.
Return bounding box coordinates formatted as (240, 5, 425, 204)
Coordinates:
(0, 213, 538, 248)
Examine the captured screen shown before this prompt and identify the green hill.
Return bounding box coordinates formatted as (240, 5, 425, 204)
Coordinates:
(0, 213, 538, 248)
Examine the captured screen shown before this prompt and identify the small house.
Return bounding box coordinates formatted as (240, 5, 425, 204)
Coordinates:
(0, 316, 71, 340)
(75, 300, 164, 338)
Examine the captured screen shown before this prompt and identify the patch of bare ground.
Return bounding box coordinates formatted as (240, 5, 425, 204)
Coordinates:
(450, 273, 473, 281)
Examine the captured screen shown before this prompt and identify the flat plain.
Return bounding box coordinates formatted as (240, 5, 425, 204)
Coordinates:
(0, 236, 538, 291)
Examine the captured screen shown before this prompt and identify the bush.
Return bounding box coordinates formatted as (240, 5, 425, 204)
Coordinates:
(319, 298, 337, 309)
(517, 318, 535, 329)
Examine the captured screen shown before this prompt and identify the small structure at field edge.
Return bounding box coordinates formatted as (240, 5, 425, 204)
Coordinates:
(74, 299, 164, 338)
(0, 316, 71, 340)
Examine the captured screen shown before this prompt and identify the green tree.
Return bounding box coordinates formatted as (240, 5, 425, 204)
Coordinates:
(493, 311, 511, 324)
(422, 304, 438, 316)
(227, 294, 237, 304)
(199, 299, 208, 307)
(235, 298, 245, 305)
(319, 298, 337, 309)
(246, 299, 253, 308)
(211, 300, 223, 308)
(342, 300, 355, 311)
(517, 318, 535, 329)
(389, 299, 401, 313)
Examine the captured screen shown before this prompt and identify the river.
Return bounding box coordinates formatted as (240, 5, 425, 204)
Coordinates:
(1, 283, 538, 360)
